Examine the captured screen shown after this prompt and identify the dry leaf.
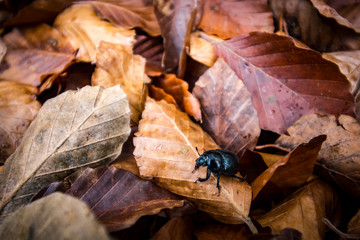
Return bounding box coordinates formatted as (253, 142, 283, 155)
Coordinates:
(133, 98, 253, 228)
(276, 114, 360, 198)
(0, 85, 130, 219)
(188, 32, 222, 67)
(193, 58, 260, 158)
(88, 1, 161, 36)
(54, 4, 135, 62)
(91, 41, 149, 124)
(0, 39, 6, 62)
(151, 216, 193, 240)
(149, 85, 178, 107)
(0, 81, 41, 163)
(216, 32, 355, 133)
(0, 24, 75, 87)
(198, 0, 274, 39)
(322, 51, 360, 94)
(0, 193, 111, 240)
(334, 2, 360, 30)
(194, 223, 250, 240)
(154, 74, 201, 121)
(347, 208, 360, 235)
(251, 135, 326, 201)
(257, 180, 339, 240)
(154, 0, 197, 76)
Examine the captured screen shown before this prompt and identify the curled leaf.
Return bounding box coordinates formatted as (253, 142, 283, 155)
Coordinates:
(188, 32, 222, 67)
(134, 98, 252, 226)
(0, 85, 130, 219)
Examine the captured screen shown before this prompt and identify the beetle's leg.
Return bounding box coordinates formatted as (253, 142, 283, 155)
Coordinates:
(233, 175, 247, 182)
(197, 167, 211, 182)
(216, 174, 221, 196)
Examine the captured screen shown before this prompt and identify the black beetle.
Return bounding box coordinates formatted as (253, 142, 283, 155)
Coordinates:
(193, 148, 246, 195)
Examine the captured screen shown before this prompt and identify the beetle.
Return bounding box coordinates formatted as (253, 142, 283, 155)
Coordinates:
(193, 148, 246, 195)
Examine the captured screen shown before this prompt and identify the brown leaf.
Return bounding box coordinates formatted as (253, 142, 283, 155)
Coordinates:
(155, 74, 202, 122)
(151, 216, 193, 240)
(276, 114, 360, 198)
(88, 1, 161, 36)
(334, 2, 360, 30)
(194, 223, 250, 240)
(193, 58, 260, 158)
(154, 0, 197, 76)
(91, 41, 149, 124)
(216, 32, 355, 133)
(149, 85, 178, 107)
(0, 39, 6, 62)
(198, 0, 274, 39)
(134, 34, 164, 76)
(0, 193, 112, 240)
(0, 24, 75, 87)
(348, 208, 360, 235)
(133, 98, 253, 227)
(251, 135, 326, 201)
(0, 85, 130, 219)
(188, 32, 222, 67)
(322, 51, 360, 95)
(0, 81, 41, 163)
(269, 0, 360, 52)
(54, 4, 135, 62)
(257, 180, 339, 240)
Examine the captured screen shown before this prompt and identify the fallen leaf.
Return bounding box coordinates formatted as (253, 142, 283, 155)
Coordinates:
(0, 81, 41, 163)
(347, 208, 360, 235)
(198, 0, 274, 39)
(0, 85, 131, 219)
(216, 32, 355, 133)
(322, 50, 360, 94)
(193, 58, 260, 158)
(256, 180, 339, 240)
(194, 223, 250, 240)
(91, 41, 149, 124)
(151, 216, 193, 240)
(0, 39, 6, 62)
(33, 166, 186, 232)
(0, 24, 76, 87)
(269, 0, 360, 52)
(133, 34, 164, 76)
(0, 192, 112, 240)
(334, 2, 360, 30)
(149, 84, 178, 107)
(54, 4, 135, 62)
(154, 0, 197, 76)
(88, 1, 161, 36)
(154, 74, 201, 122)
(276, 114, 360, 198)
(188, 32, 222, 67)
(133, 98, 253, 228)
(251, 135, 326, 201)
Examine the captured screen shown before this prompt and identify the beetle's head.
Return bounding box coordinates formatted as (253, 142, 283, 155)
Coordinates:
(193, 154, 208, 172)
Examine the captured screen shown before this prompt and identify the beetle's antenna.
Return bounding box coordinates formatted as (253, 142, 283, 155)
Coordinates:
(195, 147, 200, 156)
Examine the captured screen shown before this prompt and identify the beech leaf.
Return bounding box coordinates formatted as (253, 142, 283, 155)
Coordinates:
(276, 114, 360, 198)
(91, 41, 150, 124)
(198, 0, 274, 39)
(133, 98, 253, 227)
(0, 81, 41, 163)
(54, 4, 135, 62)
(257, 180, 339, 240)
(188, 32, 222, 67)
(193, 58, 260, 158)
(216, 32, 355, 133)
(0, 85, 130, 219)
(0, 193, 111, 240)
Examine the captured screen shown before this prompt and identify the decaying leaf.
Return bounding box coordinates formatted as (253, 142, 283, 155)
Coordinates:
(151, 216, 193, 240)
(154, 0, 197, 76)
(154, 74, 201, 121)
(88, 1, 161, 37)
(251, 135, 326, 201)
(0, 85, 130, 219)
(0, 81, 41, 163)
(322, 50, 360, 94)
(0, 193, 111, 240)
(276, 114, 360, 198)
(193, 58, 260, 158)
(0, 24, 75, 87)
(188, 32, 222, 67)
(133, 98, 253, 227)
(54, 4, 135, 62)
(257, 180, 339, 240)
(91, 41, 149, 124)
(216, 32, 355, 133)
(198, 0, 274, 39)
